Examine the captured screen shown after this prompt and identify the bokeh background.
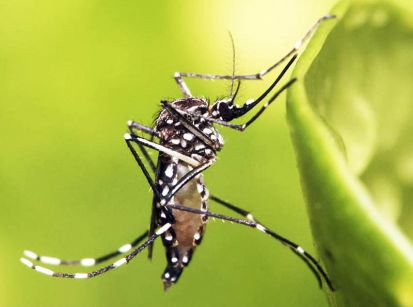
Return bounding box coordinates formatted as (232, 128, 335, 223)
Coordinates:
(0, 1, 338, 306)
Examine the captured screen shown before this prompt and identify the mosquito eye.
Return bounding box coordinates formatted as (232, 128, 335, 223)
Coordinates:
(217, 102, 235, 121)
(218, 102, 227, 113)
(198, 106, 208, 113)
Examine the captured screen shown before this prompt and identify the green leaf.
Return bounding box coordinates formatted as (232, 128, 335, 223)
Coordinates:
(287, 0, 413, 306)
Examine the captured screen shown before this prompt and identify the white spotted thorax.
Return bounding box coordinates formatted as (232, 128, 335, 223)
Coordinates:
(154, 98, 223, 289)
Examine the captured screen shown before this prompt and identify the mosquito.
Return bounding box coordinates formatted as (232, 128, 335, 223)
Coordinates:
(21, 15, 335, 291)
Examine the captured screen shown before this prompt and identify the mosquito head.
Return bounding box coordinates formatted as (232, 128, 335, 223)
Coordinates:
(210, 98, 236, 122)
(210, 80, 242, 122)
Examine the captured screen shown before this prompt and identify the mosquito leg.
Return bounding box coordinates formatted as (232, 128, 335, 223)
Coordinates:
(125, 133, 210, 213)
(168, 204, 334, 291)
(124, 133, 213, 256)
(125, 121, 160, 259)
(210, 195, 257, 222)
(124, 131, 199, 218)
(205, 78, 297, 132)
(21, 224, 172, 279)
(169, 55, 297, 133)
(231, 77, 297, 131)
(124, 126, 165, 260)
(209, 195, 323, 286)
(251, 14, 335, 79)
(147, 200, 158, 260)
(174, 72, 193, 97)
(23, 230, 149, 267)
(124, 131, 204, 226)
(127, 121, 159, 172)
(125, 133, 200, 167)
(240, 78, 296, 130)
(174, 15, 335, 86)
(127, 120, 159, 138)
(124, 130, 158, 259)
(131, 139, 213, 257)
(125, 133, 181, 227)
(125, 135, 162, 201)
(225, 54, 297, 119)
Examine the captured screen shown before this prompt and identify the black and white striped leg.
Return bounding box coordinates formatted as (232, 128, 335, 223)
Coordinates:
(127, 121, 159, 172)
(127, 120, 159, 138)
(226, 54, 297, 119)
(168, 204, 334, 291)
(124, 132, 201, 202)
(21, 224, 171, 279)
(23, 230, 149, 267)
(126, 123, 158, 173)
(166, 59, 297, 133)
(125, 122, 159, 258)
(147, 199, 158, 260)
(125, 134, 162, 201)
(124, 133, 214, 257)
(125, 133, 199, 167)
(152, 156, 212, 260)
(210, 195, 257, 222)
(124, 132, 214, 257)
(125, 133, 179, 227)
(124, 133, 214, 207)
(209, 195, 324, 287)
(131, 145, 243, 225)
(173, 14, 335, 97)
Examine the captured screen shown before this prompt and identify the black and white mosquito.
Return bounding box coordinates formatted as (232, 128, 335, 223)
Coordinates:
(21, 15, 335, 291)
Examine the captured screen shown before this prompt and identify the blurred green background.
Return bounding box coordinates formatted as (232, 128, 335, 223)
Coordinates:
(0, 1, 337, 306)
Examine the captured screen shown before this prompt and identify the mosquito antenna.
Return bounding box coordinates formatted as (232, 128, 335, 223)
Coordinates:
(230, 80, 241, 104)
(228, 31, 236, 97)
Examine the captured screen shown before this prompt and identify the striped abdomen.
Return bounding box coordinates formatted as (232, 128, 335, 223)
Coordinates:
(156, 156, 208, 290)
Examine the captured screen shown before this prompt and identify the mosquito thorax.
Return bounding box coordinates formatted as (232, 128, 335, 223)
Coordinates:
(155, 98, 224, 159)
